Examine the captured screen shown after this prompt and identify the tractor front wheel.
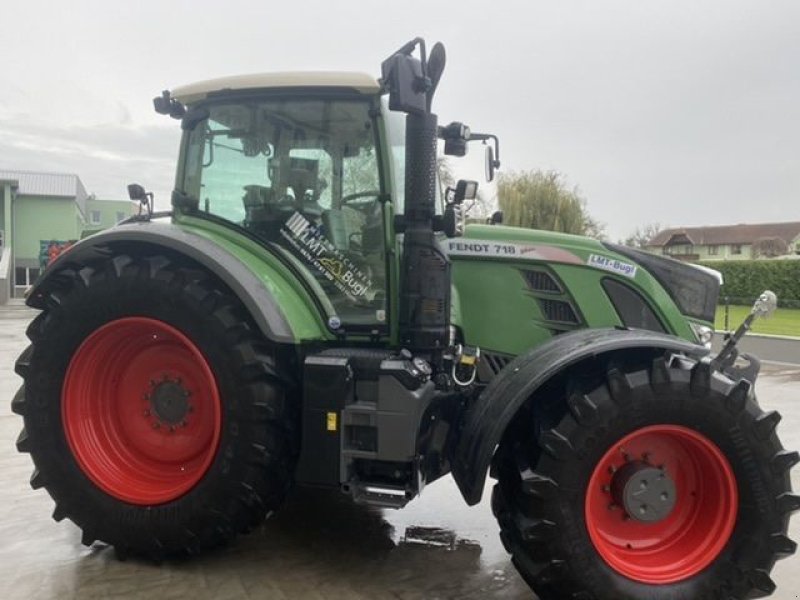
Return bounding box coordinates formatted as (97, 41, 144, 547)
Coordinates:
(491, 355, 799, 599)
(13, 253, 297, 558)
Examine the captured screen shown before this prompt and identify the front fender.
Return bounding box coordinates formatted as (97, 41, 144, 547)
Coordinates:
(28, 221, 309, 344)
(450, 328, 709, 505)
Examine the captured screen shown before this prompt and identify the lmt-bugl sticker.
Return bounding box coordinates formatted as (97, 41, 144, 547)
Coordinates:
(587, 254, 637, 278)
(281, 212, 374, 301)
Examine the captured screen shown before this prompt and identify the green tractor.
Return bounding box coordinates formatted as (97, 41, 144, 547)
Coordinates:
(12, 39, 798, 599)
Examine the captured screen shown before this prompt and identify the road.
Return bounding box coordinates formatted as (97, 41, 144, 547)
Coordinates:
(713, 332, 800, 366)
(1, 303, 798, 599)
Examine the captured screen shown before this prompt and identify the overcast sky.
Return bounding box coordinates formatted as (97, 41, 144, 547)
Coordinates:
(1, 0, 798, 240)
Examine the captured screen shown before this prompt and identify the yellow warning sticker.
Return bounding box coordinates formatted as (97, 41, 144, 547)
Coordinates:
(326, 412, 338, 432)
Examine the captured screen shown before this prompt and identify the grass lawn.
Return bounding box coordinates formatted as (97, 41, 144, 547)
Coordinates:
(714, 304, 800, 337)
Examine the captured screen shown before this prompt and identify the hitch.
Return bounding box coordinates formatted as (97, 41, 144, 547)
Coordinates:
(710, 290, 777, 381)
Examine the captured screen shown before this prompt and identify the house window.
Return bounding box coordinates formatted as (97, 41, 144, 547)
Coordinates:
(731, 244, 742, 255)
(90, 210, 101, 225)
(116, 211, 126, 222)
(665, 244, 692, 255)
(707, 245, 718, 255)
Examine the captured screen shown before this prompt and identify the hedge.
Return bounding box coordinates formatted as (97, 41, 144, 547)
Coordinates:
(697, 259, 800, 308)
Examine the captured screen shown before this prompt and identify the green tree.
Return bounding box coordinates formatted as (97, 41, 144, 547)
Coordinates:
(497, 169, 605, 238)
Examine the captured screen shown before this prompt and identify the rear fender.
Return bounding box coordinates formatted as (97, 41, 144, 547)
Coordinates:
(27, 221, 310, 344)
(450, 328, 709, 505)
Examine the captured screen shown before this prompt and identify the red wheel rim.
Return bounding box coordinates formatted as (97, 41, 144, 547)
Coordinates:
(62, 317, 222, 505)
(585, 425, 737, 584)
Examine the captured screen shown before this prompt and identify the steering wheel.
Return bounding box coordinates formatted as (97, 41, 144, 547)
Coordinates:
(341, 190, 381, 206)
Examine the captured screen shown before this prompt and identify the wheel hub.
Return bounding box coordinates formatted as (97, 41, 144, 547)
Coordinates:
(62, 317, 221, 505)
(148, 377, 191, 426)
(611, 461, 676, 523)
(585, 425, 738, 584)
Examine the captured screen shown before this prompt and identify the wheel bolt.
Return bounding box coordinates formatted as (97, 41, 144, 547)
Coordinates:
(143, 409, 150, 417)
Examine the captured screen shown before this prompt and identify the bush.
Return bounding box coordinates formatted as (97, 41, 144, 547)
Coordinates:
(698, 260, 800, 308)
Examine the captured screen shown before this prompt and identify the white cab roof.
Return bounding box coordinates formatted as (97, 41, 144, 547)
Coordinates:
(172, 72, 381, 104)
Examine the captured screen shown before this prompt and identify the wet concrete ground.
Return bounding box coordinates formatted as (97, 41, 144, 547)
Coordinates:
(1, 302, 798, 599)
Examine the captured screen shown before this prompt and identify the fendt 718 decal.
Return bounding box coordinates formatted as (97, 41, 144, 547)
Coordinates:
(445, 239, 583, 265)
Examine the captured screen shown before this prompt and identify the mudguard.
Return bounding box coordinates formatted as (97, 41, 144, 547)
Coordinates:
(450, 328, 709, 505)
(27, 221, 296, 344)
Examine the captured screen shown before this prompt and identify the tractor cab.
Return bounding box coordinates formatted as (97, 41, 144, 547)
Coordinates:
(170, 73, 399, 330)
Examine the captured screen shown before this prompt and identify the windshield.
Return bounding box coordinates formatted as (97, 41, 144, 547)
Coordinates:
(179, 97, 387, 327)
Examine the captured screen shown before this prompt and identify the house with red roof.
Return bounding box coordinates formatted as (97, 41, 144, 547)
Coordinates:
(646, 222, 800, 261)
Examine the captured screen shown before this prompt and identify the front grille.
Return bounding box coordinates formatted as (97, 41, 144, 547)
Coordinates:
(521, 269, 562, 293)
(484, 352, 512, 375)
(539, 299, 580, 324)
(477, 351, 514, 382)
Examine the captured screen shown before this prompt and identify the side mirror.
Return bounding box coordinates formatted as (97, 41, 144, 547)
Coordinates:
(489, 210, 504, 225)
(128, 183, 154, 217)
(485, 146, 496, 182)
(128, 183, 148, 202)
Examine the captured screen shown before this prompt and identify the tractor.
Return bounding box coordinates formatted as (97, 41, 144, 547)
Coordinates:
(12, 38, 798, 599)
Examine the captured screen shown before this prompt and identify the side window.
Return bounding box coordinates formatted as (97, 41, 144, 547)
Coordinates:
(191, 116, 271, 223)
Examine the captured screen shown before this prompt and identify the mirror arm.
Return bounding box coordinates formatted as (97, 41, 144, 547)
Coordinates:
(469, 132, 501, 169)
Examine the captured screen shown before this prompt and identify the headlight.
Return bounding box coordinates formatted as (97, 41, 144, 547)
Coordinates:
(689, 322, 714, 348)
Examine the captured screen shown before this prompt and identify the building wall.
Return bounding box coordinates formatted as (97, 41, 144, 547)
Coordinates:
(0, 185, 6, 234)
(693, 243, 753, 260)
(13, 196, 81, 263)
(652, 242, 754, 261)
(1, 182, 13, 248)
(84, 198, 136, 231)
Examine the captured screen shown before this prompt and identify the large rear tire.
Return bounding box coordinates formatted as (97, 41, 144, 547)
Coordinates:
(13, 253, 297, 558)
(491, 355, 799, 599)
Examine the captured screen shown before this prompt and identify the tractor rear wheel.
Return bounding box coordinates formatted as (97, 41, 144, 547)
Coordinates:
(13, 253, 297, 558)
(491, 355, 799, 599)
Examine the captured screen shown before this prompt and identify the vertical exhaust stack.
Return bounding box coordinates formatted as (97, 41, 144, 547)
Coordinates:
(382, 40, 451, 352)
(401, 109, 450, 350)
